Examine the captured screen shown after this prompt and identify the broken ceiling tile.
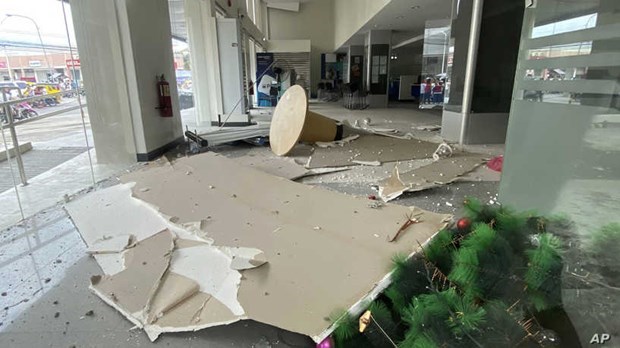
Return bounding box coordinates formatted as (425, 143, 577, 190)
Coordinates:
(87, 234, 136, 254)
(377, 154, 486, 202)
(219, 247, 268, 270)
(117, 152, 450, 341)
(307, 135, 438, 169)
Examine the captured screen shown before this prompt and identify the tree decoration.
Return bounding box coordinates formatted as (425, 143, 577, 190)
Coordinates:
(456, 217, 471, 231)
(525, 233, 563, 311)
(329, 197, 568, 348)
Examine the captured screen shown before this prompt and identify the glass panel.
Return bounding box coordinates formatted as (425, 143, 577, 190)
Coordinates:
(0, 0, 135, 229)
(420, 20, 450, 109)
(500, 1, 620, 346)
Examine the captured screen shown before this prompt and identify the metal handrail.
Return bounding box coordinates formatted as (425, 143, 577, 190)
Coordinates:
(1, 87, 87, 186)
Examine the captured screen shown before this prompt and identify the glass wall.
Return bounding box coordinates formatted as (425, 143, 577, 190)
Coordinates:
(0, 0, 128, 230)
(500, 0, 620, 345)
(420, 20, 450, 109)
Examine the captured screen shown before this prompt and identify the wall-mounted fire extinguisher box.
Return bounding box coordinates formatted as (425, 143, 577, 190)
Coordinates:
(156, 74, 173, 117)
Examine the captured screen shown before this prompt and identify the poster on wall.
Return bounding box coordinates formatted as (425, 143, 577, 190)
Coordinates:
(256, 53, 276, 106)
(320, 53, 345, 82)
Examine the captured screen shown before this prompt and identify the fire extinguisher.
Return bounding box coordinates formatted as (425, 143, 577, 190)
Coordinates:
(156, 74, 173, 117)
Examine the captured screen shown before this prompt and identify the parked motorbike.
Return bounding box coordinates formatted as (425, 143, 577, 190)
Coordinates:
(14, 102, 38, 119)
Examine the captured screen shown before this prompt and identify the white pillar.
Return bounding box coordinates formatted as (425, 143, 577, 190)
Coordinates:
(70, 0, 183, 162)
(183, 0, 223, 127)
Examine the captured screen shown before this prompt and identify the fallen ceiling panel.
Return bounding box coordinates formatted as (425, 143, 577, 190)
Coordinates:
(66, 182, 269, 340)
(114, 152, 451, 341)
(228, 150, 349, 181)
(378, 153, 487, 201)
(307, 134, 439, 169)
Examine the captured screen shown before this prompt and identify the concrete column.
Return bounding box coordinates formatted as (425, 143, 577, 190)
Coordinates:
(441, 0, 524, 144)
(71, 0, 183, 162)
(365, 30, 391, 108)
(183, 0, 223, 127)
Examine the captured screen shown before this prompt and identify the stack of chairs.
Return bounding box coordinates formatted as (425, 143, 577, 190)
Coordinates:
(342, 82, 368, 110)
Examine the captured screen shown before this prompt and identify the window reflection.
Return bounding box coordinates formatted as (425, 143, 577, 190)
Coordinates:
(532, 13, 598, 38)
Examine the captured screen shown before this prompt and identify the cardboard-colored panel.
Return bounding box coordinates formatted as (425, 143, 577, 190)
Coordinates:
(147, 272, 201, 324)
(147, 291, 240, 339)
(378, 154, 486, 201)
(120, 153, 451, 339)
(169, 245, 244, 316)
(229, 150, 349, 180)
(90, 230, 174, 314)
(307, 135, 439, 168)
(87, 235, 135, 254)
(66, 180, 207, 275)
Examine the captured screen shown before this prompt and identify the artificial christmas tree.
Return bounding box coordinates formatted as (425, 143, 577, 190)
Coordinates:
(327, 198, 566, 348)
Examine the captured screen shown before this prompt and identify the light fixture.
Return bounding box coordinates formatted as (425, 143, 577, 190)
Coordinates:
(411, 5, 420, 9)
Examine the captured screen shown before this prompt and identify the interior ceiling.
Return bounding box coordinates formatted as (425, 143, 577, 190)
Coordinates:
(341, 0, 452, 49)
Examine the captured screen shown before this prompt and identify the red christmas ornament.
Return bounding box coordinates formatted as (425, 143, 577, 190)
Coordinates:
(457, 217, 471, 230)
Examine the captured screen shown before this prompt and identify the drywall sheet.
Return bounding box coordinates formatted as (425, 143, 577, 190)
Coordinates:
(66, 182, 207, 275)
(88, 229, 245, 341)
(67, 181, 274, 340)
(307, 135, 439, 169)
(378, 154, 486, 201)
(229, 151, 348, 180)
(120, 152, 451, 340)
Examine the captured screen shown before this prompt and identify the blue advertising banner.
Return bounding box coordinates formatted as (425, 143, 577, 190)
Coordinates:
(256, 53, 276, 106)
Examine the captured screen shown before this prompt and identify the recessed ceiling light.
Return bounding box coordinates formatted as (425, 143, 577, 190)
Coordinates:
(411, 5, 420, 9)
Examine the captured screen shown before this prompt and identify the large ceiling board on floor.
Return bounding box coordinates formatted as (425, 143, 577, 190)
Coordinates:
(228, 150, 349, 180)
(378, 153, 486, 201)
(67, 181, 269, 341)
(307, 135, 439, 169)
(88, 229, 245, 341)
(120, 153, 451, 341)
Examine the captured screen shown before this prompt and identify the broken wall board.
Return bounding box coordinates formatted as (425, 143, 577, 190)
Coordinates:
(459, 164, 502, 182)
(307, 135, 439, 169)
(228, 151, 310, 180)
(120, 152, 451, 340)
(66, 181, 206, 275)
(378, 154, 486, 201)
(68, 183, 275, 340)
(226, 150, 349, 181)
(88, 229, 245, 341)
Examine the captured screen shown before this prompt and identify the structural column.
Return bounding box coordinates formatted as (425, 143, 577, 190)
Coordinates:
(183, 0, 223, 127)
(441, 0, 524, 144)
(70, 0, 183, 162)
(365, 30, 391, 108)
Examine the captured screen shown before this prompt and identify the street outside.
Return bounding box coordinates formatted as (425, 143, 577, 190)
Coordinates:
(0, 97, 92, 193)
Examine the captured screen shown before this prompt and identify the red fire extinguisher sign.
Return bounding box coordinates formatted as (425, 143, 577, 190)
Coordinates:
(157, 74, 173, 117)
